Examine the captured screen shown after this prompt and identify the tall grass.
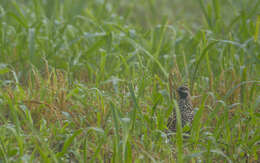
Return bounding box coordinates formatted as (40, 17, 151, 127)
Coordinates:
(0, 0, 259, 162)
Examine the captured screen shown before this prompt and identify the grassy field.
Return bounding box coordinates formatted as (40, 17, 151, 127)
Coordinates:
(0, 0, 260, 162)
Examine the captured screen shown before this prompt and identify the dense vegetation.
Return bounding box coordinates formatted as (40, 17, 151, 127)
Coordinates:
(0, 0, 259, 162)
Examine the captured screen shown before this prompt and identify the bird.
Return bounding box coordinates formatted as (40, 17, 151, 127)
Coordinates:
(167, 86, 194, 132)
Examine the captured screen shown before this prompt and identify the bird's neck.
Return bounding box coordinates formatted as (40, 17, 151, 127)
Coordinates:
(178, 96, 192, 109)
(179, 95, 191, 102)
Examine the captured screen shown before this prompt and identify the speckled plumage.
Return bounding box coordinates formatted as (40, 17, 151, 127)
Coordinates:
(167, 86, 194, 132)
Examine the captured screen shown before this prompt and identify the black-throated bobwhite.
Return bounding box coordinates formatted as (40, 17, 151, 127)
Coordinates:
(167, 86, 194, 132)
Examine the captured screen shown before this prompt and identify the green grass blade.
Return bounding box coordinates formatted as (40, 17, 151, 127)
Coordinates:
(191, 94, 207, 146)
(173, 99, 183, 163)
(56, 129, 83, 158)
(255, 15, 260, 42)
(110, 102, 122, 162)
(129, 82, 139, 132)
(191, 41, 218, 91)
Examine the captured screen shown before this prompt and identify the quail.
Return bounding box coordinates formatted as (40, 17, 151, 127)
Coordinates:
(167, 86, 194, 132)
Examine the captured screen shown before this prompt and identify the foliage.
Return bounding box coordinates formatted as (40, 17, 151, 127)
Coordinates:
(0, 0, 259, 162)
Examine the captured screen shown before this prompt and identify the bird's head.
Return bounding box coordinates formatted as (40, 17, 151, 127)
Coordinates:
(177, 86, 190, 99)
